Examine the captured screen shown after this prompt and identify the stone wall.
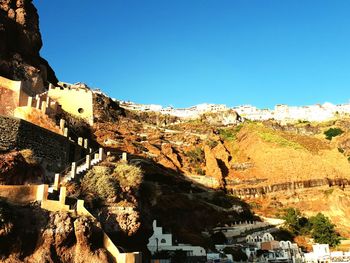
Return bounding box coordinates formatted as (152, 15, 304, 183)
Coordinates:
(0, 116, 86, 172)
(0, 116, 20, 151)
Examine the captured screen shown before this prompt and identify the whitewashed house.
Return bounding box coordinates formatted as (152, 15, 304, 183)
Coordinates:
(147, 220, 206, 257)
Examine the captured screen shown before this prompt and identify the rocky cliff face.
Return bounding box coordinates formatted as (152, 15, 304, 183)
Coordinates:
(0, 0, 57, 91)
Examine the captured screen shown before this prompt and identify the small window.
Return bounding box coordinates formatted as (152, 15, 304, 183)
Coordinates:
(78, 108, 84, 114)
(161, 239, 166, 243)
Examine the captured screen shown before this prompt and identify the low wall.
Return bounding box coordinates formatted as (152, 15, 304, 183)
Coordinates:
(0, 116, 87, 172)
(0, 185, 41, 204)
(188, 175, 220, 188)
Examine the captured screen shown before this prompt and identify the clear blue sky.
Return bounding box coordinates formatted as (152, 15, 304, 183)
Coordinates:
(34, 0, 350, 109)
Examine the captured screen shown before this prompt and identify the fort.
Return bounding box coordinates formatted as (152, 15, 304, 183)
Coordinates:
(0, 73, 143, 262)
(48, 82, 94, 125)
(0, 76, 97, 173)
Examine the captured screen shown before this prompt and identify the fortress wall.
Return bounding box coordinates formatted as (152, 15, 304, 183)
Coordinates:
(0, 116, 86, 172)
(48, 86, 94, 125)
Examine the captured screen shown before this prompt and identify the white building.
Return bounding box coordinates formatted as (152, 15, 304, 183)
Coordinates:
(147, 220, 206, 257)
(234, 102, 350, 123)
(245, 233, 302, 263)
(304, 244, 331, 263)
(119, 99, 350, 123)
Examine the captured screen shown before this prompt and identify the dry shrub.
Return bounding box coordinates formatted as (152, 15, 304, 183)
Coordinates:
(113, 163, 143, 190)
(81, 166, 119, 200)
(19, 149, 38, 165)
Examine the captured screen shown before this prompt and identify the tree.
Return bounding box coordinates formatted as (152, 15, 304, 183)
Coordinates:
(309, 213, 340, 247)
(282, 208, 310, 236)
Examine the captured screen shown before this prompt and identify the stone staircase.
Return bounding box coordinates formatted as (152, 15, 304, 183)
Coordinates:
(48, 148, 104, 195)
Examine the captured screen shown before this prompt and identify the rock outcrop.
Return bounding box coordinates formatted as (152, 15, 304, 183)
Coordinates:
(0, 0, 57, 91)
(0, 203, 111, 263)
(0, 150, 45, 184)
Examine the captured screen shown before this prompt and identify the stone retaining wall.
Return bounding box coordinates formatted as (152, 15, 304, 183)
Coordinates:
(0, 116, 86, 172)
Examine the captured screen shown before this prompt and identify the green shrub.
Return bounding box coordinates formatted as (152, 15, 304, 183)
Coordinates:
(223, 247, 248, 261)
(185, 147, 204, 164)
(218, 125, 243, 142)
(207, 139, 218, 149)
(81, 166, 119, 200)
(324, 128, 344, 140)
(195, 167, 205, 175)
(259, 131, 304, 149)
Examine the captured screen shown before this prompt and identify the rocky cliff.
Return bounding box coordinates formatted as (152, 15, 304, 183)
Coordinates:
(0, 0, 57, 92)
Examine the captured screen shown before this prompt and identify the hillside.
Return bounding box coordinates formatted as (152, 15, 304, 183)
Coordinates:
(92, 110, 350, 241)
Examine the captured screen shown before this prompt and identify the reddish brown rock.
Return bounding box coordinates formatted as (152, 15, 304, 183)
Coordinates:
(161, 143, 182, 168)
(204, 145, 223, 181)
(0, 0, 58, 88)
(28, 212, 110, 263)
(157, 154, 179, 171)
(212, 141, 231, 168)
(144, 142, 162, 155)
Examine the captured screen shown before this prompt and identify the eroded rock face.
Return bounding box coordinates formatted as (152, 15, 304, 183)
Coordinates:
(161, 143, 182, 169)
(204, 145, 223, 181)
(0, 150, 45, 185)
(212, 141, 231, 169)
(0, 0, 57, 90)
(27, 212, 110, 263)
(93, 93, 125, 123)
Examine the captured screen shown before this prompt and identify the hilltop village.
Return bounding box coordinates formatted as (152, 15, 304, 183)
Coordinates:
(120, 100, 350, 123)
